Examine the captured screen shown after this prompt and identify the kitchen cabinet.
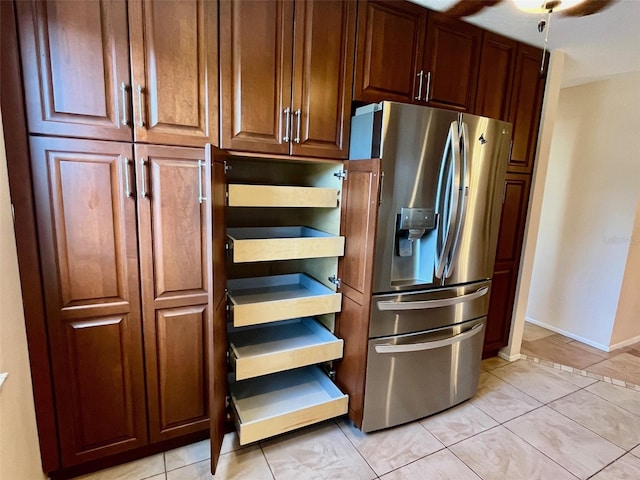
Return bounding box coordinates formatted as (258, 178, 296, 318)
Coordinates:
(419, 11, 481, 111)
(219, 0, 356, 158)
(353, 0, 427, 103)
(474, 31, 518, 121)
(17, 0, 218, 147)
(28, 136, 212, 465)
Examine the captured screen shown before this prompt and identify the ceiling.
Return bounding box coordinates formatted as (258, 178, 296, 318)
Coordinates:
(411, 0, 640, 87)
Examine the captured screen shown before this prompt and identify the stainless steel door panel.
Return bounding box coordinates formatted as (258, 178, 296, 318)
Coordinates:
(443, 115, 511, 285)
(370, 280, 490, 338)
(361, 318, 486, 432)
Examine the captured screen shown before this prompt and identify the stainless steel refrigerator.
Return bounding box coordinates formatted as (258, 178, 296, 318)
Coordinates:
(349, 101, 512, 432)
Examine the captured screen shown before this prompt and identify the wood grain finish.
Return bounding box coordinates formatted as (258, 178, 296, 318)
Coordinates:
(29, 136, 146, 465)
(219, 0, 293, 154)
(421, 11, 481, 112)
(484, 265, 518, 355)
(135, 144, 210, 442)
(227, 184, 339, 208)
(354, 0, 427, 103)
(474, 31, 517, 120)
(16, 0, 131, 141)
(494, 174, 532, 264)
(291, 0, 356, 158)
(128, 0, 218, 147)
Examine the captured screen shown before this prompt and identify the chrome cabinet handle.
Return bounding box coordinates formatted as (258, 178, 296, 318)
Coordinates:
(139, 158, 149, 198)
(425, 71, 432, 102)
(120, 82, 129, 126)
(136, 84, 145, 127)
(123, 156, 133, 197)
(283, 107, 291, 142)
(198, 160, 206, 204)
(374, 323, 484, 354)
(414, 70, 424, 101)
(294, 108, 301, 143)
(377, 286, 489, 311)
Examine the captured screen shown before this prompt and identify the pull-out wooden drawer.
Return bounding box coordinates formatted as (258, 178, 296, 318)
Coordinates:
(230, 366, 348, 445)
(228, 184, 339, 208)
(227, 226, 345, 263)
(228, 318, 344, 380)
(228, 274, 342, 327)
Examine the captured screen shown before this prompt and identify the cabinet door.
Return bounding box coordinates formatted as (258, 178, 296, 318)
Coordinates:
(135, 144, 210, 442)
(291, 0, 356, 159)
(474, 32, 517, 120)
(335, 159, 381, 428)
(29, 137, 146, 466)
(353, 0, 427, 104)
(421, 11, 481, 112)
(485, 173, 531, 355)
(219, 0, 294, 154)
(507, 44, 547, 173)
(129, 0, 218, 147)
(16, 0, 131, 141)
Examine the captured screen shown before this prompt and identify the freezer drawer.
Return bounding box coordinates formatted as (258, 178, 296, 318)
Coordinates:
(227, 226, 345, 263)
(229, 366, 348, 445)
(361, 318, 485, 432)
(370, 280, 490, 338)
(228, 318, 344, 380)
(228, 274, 342, 327)
(227, 184, 339, 208)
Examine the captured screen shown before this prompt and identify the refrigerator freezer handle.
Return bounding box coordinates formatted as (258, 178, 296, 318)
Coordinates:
(376, 286, 489, 311)
(374, 323, 484, 353)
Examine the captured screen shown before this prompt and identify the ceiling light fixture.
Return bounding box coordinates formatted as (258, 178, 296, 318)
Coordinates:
(511, 0, 586, 14)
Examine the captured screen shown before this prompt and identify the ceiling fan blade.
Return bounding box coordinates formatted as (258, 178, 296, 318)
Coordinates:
(559, 0, 616, 17)
(444, 0, 502, 18)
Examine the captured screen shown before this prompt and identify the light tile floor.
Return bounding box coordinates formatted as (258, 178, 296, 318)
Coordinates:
(73, 354, 640, 480)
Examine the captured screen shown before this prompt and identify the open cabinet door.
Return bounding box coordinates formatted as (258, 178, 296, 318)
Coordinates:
(207, 145, 228, 472)
(334, 158, 381, 427)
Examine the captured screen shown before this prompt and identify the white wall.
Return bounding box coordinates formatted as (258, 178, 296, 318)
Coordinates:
(0, 111, 47, 479)
(527, 71, 640, 349)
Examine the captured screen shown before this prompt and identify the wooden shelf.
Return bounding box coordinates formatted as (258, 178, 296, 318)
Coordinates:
(228, 184, 338, 208)
(228, 318, 344, 380)
(227, 226, 344, 263)
(227, 274, 342, 327)
(229, 366, 348, 445)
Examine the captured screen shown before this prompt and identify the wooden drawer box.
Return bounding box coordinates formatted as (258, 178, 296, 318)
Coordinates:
(227, 226, 345, 263)
(227, 274, 342, 327)
(228, 318, 344, 380)
(229, 366, 348, 445)
(228, 184, 339, 208)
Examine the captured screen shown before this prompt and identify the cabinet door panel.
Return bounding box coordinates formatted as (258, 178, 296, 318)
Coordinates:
(220, 0, 293, 154)
(508, 44, 547, 173)
(17, 0, 131, 140)
(495, 174, 531, 264)
(29, 137, 146, 466)
(135, 144, 210, 441)
(485, 265, 517, 354)
(474, 32, 517, 120)
(291, 0, 356, 159)
(422, 12, 481, 112)
(353, 0, 427, 103)
(129, 0, 218, 147)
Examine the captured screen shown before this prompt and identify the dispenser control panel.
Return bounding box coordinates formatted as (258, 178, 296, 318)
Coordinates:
(399, 208, 436, 231)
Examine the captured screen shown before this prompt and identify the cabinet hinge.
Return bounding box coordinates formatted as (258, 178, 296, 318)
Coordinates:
(225, 241, 233, 256)
(224, 161, 232, 174)
(328, 369, 337, 381)
(328, 275, 342, 289)
(334, 170, 347, 181)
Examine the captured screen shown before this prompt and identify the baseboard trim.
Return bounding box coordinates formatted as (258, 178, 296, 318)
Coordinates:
(524, 317, 611, 352)
(497, 350, 522, 362)
(610, 334, 640, 351)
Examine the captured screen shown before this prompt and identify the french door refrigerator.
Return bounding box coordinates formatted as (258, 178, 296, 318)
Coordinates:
(349, 101, 511, 431)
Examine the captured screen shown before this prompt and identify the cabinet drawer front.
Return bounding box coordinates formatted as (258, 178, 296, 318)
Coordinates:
(232, 294, 342, 327)
(228, 184, 338, 208)
(229, 318, 343, 380)
(230, 367, 348, 445)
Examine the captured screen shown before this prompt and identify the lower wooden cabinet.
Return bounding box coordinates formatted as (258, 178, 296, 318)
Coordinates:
(28, 136, 211, 467)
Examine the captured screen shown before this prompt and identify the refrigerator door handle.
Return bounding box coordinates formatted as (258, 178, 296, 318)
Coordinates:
(435, 121, 462, 279)
(445, 121, 471, 278)
(377, 286, 489, 311)
(374, 323, 484, 353)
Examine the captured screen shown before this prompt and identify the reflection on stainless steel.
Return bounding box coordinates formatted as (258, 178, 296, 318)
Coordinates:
(349, 101, 511, 432)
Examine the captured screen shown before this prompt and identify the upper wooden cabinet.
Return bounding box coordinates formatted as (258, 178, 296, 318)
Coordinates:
(353, 0, 427, 103)
(474, 31, 518, 121)
(16, 0, 218, 147)
(219, 0, 356, 159)
(420, 11, 481, 111)
(507, 43, 547, 173)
